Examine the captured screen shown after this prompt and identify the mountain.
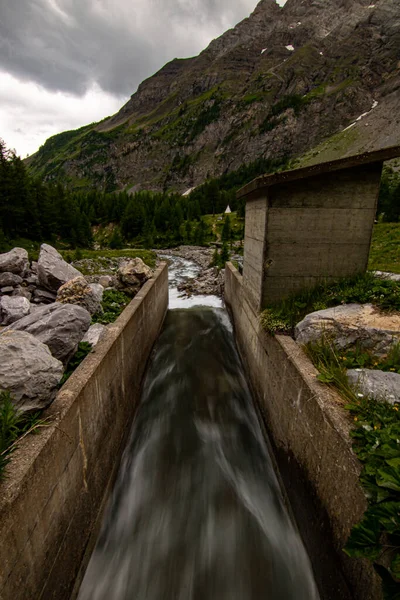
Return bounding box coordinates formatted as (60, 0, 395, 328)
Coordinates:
(27, 0, 400, 193)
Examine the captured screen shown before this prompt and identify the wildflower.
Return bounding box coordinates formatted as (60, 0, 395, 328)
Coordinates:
(393, 406, 399, 411)
(357, 393, 364, 398)
(354, 417, 358, 421)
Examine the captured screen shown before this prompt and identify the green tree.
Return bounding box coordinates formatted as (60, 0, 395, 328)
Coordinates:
(220, 242, 230, 265)
(221, 215, 231, 242)
(109, 227, 124, 249)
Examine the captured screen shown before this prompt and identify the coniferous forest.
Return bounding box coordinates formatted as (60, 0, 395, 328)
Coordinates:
(0, 137, 399, 253)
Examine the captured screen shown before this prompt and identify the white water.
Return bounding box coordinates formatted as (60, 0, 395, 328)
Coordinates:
(159, 254, 223, 310)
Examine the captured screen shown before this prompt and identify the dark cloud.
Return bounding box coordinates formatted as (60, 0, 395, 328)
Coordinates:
(0, 0, 259, 97)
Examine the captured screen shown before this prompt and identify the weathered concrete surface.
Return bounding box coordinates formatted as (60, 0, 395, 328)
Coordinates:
(224, 262, 382, 600)
(240, 162, 383, 309)
(0, 263, 168, 600)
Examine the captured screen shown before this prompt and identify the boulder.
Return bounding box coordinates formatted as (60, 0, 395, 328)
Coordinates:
(0, 248, 29, 276)
(0, 272, 23, 287)
(56, 277, 103, 315)
(0, 287, 14, 294)
(33, 288, 57, 304)
(3, 302, 91, 363)
(0, 330, 63, 412)
(347, 369, 400, 404)
(98, 275, 114, 288)
(295, 304, 400, 356)
(37, 244, 82, 292)
(12, 286, 32, 302)
(0, 296, 31, 325)
(117, 258, 152, 295)
(82, 323, 108, 347)
(24, 273, 39, 286)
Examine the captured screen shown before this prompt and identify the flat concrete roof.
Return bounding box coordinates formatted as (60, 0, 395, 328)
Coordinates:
(237, 145, 400, 200)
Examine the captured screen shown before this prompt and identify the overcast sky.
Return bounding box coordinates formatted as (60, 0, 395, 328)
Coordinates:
(0, 0, 286, 157)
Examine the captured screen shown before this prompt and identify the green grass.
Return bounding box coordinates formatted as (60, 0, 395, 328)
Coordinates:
(369, 224, 400, 274)
(0, 391, 47, 481)
(305, 339, 400, 598)
(260, 272, 400, 335)
(62, 248, 157, 269)
(202, 212, 245, 242)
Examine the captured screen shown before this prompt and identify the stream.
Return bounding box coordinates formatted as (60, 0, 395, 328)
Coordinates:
(77, 255, 319, 600)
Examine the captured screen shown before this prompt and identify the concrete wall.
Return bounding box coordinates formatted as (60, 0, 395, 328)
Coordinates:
(242, 163, 382, 309)
(0, 264, 168, 600)
(225, 262, 382, 600)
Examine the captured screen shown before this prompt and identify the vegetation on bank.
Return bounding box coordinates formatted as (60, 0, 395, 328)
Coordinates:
(92, 290, 131, 325)
(260, 273, 400, 335)
(305, 340, 400, 599)
(369, 223, 400, 274)
(0, 391, 47, 481)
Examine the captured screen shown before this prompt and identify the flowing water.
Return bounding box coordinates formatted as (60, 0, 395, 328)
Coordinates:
(77, 256, 319, 600)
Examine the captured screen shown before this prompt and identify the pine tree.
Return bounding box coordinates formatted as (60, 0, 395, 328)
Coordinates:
(221, 215, 231, 242)
(220, 242, 230, 266)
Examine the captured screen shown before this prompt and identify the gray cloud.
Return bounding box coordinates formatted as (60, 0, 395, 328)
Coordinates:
(0, 0, 264, 97)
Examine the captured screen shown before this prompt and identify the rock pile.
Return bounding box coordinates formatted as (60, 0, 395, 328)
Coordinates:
(0, 245, 154, 412)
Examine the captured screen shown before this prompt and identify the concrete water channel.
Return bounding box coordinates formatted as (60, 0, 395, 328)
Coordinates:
(77, 256, 319, 600)
(3, 147, 400, 600)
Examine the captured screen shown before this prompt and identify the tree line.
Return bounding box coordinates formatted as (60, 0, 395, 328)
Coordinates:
(1, 138, 398, 253)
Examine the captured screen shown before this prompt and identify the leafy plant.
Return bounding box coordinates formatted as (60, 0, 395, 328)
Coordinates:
(304, 340, 400, 598)
(92, 289, 131, 324)
(60, 342, 93, 386)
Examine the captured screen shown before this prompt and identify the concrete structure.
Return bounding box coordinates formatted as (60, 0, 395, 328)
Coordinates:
(0, 264, 168, 600)
(225, 262, 382, 600)
(238, 145, 400, 310)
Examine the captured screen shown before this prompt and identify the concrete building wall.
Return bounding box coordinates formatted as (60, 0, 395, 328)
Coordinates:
(242, 163, 382, 308)
(225, 262, 382, 600)
(0, 264, 168, 600)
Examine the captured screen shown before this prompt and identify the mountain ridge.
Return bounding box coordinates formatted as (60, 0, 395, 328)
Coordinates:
(27, 0, 400, 193)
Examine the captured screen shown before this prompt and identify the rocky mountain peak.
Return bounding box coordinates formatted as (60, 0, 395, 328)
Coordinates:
(28, 0, 400, 194)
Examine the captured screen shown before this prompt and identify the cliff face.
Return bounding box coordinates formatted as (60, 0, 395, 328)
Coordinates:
(27, 0, 400, 192)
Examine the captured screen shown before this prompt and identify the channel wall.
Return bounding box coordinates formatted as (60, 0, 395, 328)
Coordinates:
(225, 261, 382, 600)
(0, 263, 168, 600)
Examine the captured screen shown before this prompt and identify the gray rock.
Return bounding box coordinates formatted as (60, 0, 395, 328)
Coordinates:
(347, 369, 400, 404)
(0, 287, 14, 294)
(3, 302, 91, 363)
(37, 244, 83, 292)
(117, 258, 152, 296)
(24, 273, 39, 286)
(0, 330, 63, 412)
(82, 323, 108, 347)
(0, 272, 23, 287)
(98, 275, 114, 288)
(12, 286, 32, 302)
(0, 248, 29, 276)
(0, 296, 31, 325)
(31, 261, 38, 274)
(295, 304, 400, 356)
(56, 276, 103, 315)
(374, 271, 400, 282)
(33, 288, 57, 304)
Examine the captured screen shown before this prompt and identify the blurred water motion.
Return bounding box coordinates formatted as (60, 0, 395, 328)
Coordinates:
(78, 308, 319, 600)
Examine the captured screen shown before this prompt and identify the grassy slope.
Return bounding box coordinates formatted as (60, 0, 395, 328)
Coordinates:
(368, 223, 400, 274)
